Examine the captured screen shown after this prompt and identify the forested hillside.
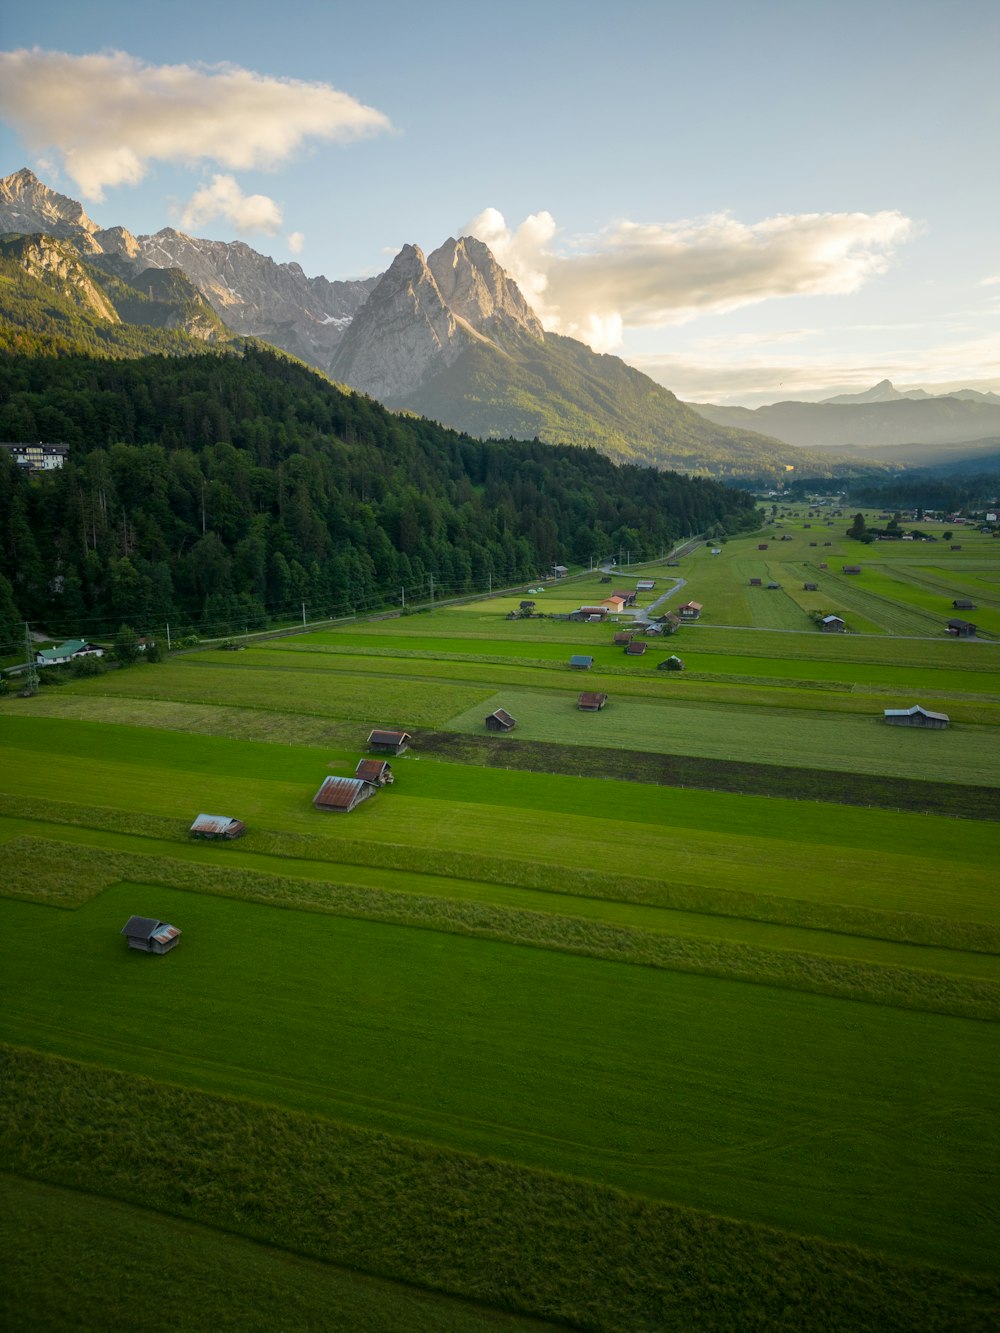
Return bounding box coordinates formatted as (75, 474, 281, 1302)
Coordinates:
(0, 347, 757, 649)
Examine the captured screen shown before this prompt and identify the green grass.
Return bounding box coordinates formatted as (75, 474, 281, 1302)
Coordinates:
(445, 687, 1000, 784)
(2, 889, 999, 1276)
(0, 1174, 557, 1333)
(7, 1049, 998, 1333)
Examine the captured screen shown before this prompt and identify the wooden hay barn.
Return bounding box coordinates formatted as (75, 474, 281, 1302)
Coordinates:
(636, 579, 655, 592)
(485, 708, 516, 732)
(749, 577, 762, 586)
(569, 654, 594, 669)
(842, 565, 862, 575)
(947, 619, 976, 637)
(189, 814, 246, 840)
(624, 640, 647, 655)
(883, 705, 950, 730)
(767, 581, 781, 590)
(804, 582, 818, 591)
(612, 631, 634, 644)
(121, 916, 181, 954)
(313, 776, 378, 812)
(355, 758, 394, 786)
(953, 599, 976, 610)
(578, 692, 608, 711)
(679, 601, 703, 619)
(368, 729, 411, 754)
(757, 544, 769, 550)
(820, 614, 845, 632)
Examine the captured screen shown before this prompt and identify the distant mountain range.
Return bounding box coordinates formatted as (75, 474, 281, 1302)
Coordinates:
(0, 167, 830, 478)
(818, 379, 1000, 406)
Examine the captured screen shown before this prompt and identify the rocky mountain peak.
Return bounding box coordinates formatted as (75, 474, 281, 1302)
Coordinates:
(428, 236, 543, 338)
(93, 226, 140, 260)
(0, 167, 101, 237)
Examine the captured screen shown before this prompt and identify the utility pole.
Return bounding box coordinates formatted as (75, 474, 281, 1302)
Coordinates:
(488, 571, 492, 595)
(301, 601, 307, 627)
(165, 622, 172, 652)
(429, 573, 435, 612)
(400, 586, 405, 609)
(23, 622, 38, 696)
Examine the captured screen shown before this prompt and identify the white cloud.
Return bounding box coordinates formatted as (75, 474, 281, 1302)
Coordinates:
(179, 174, 282, 235)
(465, 207, 914, 352)
(0, 48, 392, 200)
(287, 231, 305, 255)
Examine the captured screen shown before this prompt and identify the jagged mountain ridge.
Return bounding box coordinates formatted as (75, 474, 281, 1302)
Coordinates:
(0, 167, 828, 476)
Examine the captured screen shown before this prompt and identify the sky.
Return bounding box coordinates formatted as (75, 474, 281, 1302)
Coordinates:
(1, 0, 998, 405)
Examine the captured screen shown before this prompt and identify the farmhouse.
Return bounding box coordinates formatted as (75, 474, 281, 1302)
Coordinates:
(883, 705, 950, 729)
(678, 601, 702, 619)
(35, 639, 104, 666)
(578, 692, 608, 710)
(569, 654, 594, 669)
(820, 615, 846, 632)
(368, 729, 411, 754)
(484, 708, 516, 731)
(624, 640, 647, 655)
(1, 442, 69, 472)
(313, 776, 378, 812)
(189, 814, 246, 839)
(571, 606, 608, 622)
(355, 758, 394, 785)
(613, 590, 637, 606)
(947, 619, 976, 637)
(953, 599, 976, 610)
(120, 916, 181, 954)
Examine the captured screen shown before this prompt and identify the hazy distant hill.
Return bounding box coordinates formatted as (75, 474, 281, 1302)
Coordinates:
(690, 394, 1000, 455)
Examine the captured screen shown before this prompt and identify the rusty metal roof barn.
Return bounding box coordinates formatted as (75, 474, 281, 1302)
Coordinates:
(355, 758, 394, 785)
(578, 692, 608, 710)
(313, 776, 378, 812)
(189, 814, 246, 839)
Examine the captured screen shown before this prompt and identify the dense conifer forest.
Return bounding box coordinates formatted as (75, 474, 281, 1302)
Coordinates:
(0, 346, 757, 650)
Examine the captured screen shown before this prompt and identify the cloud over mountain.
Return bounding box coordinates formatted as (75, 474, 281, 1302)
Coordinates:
(0, 48, 392, 200)
(179, 174, 283, 235)
(468, 207, 914, 352)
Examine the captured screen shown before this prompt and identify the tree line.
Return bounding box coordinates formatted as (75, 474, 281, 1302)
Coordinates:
(0, 345, 758, 653)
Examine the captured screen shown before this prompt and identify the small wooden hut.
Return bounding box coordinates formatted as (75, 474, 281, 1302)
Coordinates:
(485, 708, 516, 732)
(121, 916, 181, 954)
(578, 692, 608, 711)
(189, 814, 246, 840)
(355, 758, 394, 786)
(883, 706, 949, 730)
(367, 729, 411, 754)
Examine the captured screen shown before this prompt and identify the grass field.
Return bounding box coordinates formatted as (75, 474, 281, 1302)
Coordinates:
(2, 517, 999, 1330)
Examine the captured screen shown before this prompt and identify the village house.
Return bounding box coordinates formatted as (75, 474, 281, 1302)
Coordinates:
(313, 776, 378, 812)
(120, 916, 181, 954)
(484, 708, 516, 732)
(355, 758, 394, 785)
(1, 442, 69, 472)
(678, 601, 703, 619)
(367, 729, 411, 754)
(35, 639, 104, 666)
(189, 814, 246, 840)
(613, 590, 637, 606)
(601, 596, 627, 614)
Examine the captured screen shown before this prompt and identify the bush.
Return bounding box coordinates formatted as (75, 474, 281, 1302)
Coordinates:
(69, 654, 106, 678)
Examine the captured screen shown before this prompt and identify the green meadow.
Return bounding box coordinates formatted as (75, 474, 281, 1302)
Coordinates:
(2, 518, 999, 1331)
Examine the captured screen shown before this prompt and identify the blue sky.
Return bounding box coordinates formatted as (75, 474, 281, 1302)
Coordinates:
(2, 0, 998, 403)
